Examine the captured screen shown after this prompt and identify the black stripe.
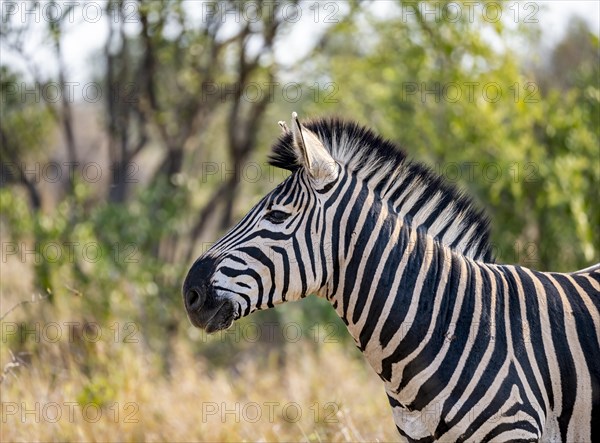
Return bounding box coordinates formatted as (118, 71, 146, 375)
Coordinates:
(352, 212, 396, 325)
(515, 268, 554, 411)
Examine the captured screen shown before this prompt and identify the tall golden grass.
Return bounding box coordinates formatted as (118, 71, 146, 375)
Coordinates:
(1, 265, 399, 442)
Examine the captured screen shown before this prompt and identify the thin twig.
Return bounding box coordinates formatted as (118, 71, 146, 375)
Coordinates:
(64, 285, 83, 297)
(0, 293, 48, 322)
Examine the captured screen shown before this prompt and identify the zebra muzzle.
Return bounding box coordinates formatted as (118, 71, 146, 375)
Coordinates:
(183, 256, 237, 333)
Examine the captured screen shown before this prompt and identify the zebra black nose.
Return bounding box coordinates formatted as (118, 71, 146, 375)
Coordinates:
(183, 256, 217, 312)
(185, 287, 205, 311)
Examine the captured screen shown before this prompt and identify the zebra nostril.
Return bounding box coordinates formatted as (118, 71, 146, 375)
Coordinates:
(183, 256, 217, 311)
(186, 287, 205, 310)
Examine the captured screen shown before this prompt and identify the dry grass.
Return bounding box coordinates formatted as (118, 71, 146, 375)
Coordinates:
(0, 288, 399, 442)
(1, 338, 398, 442)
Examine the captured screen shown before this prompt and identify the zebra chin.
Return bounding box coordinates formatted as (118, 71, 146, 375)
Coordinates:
(186, 297, 240, 334)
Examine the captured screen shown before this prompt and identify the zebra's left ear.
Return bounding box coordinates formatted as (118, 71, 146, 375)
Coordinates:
(291, 112, 339, 186)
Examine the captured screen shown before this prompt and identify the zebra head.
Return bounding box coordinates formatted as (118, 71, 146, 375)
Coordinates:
(183, 113, 340, 332)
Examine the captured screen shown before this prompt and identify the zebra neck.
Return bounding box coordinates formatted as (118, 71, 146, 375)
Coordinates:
(333, 219, 478, 392)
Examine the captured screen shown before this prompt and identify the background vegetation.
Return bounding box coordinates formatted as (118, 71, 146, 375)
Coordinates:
(1, 1, 598, 441)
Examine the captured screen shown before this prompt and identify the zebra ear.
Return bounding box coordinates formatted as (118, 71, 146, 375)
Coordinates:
(291, 112, 338, 186)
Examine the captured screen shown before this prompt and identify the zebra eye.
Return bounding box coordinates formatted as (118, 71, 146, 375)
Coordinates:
(265, 210, 290, 224)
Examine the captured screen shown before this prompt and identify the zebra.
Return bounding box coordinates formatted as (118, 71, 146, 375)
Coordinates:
(183, 112, 600, 442)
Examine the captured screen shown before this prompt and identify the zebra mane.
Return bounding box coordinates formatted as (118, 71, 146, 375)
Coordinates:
(269, 117, 494, 262)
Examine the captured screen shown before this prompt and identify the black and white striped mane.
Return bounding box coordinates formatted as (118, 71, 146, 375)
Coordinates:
(269, 117, 494, 262)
